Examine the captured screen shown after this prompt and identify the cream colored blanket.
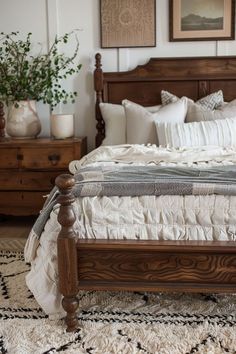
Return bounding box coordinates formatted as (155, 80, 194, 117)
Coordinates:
(69, 144, 236, 172)
(24, 144, 236, 318)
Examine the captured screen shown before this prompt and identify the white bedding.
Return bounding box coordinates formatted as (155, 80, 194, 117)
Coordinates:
(24, 144, 236, 318)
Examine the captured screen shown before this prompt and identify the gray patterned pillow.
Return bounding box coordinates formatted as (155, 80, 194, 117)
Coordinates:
(161, 90, 224, 110)
(186, 99, 236, 123)
(197, 90, 224, 110)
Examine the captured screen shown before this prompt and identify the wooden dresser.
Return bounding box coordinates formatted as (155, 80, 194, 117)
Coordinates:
(0, 137, 87, 215)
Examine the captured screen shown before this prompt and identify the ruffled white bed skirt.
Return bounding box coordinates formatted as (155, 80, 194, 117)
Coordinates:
(25, 193, 236, 317)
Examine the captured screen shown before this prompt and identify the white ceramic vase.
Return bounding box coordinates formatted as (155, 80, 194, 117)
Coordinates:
(6, 100, 41, 139)
(50, 114, 74, 139)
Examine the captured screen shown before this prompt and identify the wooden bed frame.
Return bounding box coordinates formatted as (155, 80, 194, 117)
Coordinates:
(56, 54, 236, 332)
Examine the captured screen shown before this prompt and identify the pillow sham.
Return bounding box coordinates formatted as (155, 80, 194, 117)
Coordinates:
(123, 97, 188, 145)
(186, 99, 236, 123)
(100, 102, 161, 145)
(197, 90, 224, 110)
(155, 117, 236, 148)
(161, 90, 192, 106)
(161, 90, 224, 110)
(99, 103, 126, 145)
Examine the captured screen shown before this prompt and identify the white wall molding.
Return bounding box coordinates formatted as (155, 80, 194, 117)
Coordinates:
(45, 0, 59, 49)
(46, 0, 62, 114)
(118, 48, 129, 71)
(217, 41, 236, 56)
(217, 41, 230, 56)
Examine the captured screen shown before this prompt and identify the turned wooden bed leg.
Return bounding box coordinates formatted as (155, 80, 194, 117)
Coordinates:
(56, 174, 79, 332)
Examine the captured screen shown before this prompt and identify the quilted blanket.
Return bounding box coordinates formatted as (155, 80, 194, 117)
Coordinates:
(74, 164, 236, 197)
(32, 163, 236, 239)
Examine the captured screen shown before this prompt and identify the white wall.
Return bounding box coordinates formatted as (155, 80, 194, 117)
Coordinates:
(1, 0, 236, 150)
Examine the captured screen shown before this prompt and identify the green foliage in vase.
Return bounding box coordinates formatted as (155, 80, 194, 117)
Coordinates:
(0, 31, 82, 107)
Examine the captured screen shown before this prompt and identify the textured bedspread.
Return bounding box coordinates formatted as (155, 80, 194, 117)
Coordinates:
(32, 163, 236, 241)
(75, 164, 236, 197)
(69, 144, 236, 170)
(24, 144, 236, 318)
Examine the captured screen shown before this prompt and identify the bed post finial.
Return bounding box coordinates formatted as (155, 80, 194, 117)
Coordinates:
(95, 52, 102, 69)
(56, 174, 79, 332)
(94, 52, 105, 147)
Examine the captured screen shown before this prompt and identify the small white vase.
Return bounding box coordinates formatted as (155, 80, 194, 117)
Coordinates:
(6, 100, 41, 139)
(51, 114, 74, 139)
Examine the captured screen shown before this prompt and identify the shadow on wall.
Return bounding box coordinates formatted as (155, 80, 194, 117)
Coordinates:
(73, 55, 96, 151)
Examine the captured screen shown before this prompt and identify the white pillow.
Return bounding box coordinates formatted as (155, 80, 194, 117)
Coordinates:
(161, 90, 225, 123)
(123, 98, 188, 145)
(187, 99, 236, 123)
(161, 90, 224, 110)
(155, 117, 236, 148)
(100, 102, 161, 145)
(99, 103, 126, 145)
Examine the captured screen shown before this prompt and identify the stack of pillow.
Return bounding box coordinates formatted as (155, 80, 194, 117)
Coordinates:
(99, 89, 236, 148)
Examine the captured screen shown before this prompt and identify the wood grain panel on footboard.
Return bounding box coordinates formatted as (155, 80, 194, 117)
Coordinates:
(77, 240, 236, 293)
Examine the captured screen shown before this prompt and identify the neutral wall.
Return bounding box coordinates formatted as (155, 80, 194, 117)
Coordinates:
(1, 0, 236, 150)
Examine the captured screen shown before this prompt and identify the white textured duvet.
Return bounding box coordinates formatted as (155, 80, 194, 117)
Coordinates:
(24, 144, 236, 317)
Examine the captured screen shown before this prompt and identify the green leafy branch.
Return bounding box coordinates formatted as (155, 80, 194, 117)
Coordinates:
(0, 31, 82, 107)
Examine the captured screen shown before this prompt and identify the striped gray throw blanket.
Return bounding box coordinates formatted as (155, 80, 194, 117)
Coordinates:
(33, 164, 236, 238)
(74, 165, 236, 196)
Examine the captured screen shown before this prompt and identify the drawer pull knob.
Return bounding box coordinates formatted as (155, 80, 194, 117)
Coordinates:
(17, 154, 23, 161)
(48, 154, 60, 166)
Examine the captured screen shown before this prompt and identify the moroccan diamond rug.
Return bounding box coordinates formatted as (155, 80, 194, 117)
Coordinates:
(1, 251, 236, 354)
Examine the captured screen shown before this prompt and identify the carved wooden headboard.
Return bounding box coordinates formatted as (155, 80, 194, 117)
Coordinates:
(94, 53, 236, 147)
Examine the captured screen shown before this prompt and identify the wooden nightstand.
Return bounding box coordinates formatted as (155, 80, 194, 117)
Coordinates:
(0, 137, 87, 215)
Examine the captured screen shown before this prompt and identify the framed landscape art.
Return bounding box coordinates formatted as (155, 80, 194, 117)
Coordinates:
(169, 0, 235, 41)
(100, 0, 156, 48)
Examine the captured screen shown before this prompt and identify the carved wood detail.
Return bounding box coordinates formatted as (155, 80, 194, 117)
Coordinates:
(199, 80, 209, 98)
(94, 53, 105, 147)
(56, 174, 79, 332)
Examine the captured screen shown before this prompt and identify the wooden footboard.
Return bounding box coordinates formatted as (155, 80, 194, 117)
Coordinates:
(56, 174, 236, 332)
(77, 239, 236, 293)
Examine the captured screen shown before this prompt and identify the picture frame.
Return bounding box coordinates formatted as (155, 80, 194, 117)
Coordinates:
(100, 0, 156, 48)
(169, 0, 235, 41)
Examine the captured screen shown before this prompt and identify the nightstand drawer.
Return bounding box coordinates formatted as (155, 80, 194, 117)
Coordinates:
(0, 137, 87, 215)
(20, 147, 74, 169)
(0, 191, 46, 215)
(0, 149, 18, 168)
(0, 171, 60, 190)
